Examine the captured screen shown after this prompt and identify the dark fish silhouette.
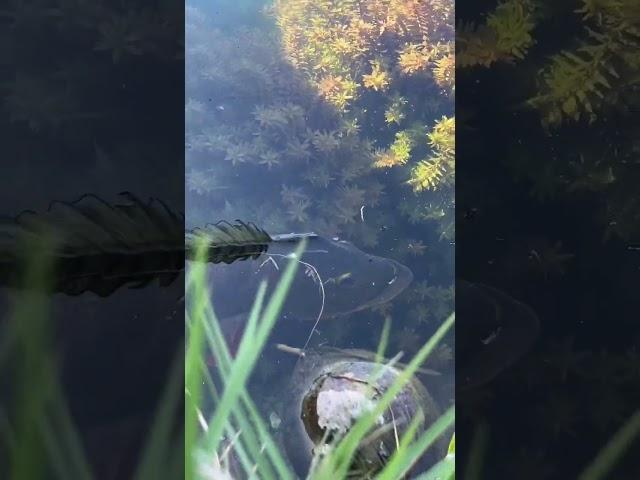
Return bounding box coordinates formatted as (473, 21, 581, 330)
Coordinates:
(198, 234, 413, 322)
(457, 280, 540, 391)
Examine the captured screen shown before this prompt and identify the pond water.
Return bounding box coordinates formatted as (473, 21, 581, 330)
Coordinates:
(185, 0, 455, 476)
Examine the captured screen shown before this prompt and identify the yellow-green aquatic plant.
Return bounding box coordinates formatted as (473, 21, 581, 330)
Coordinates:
(362, 60, 391, 92)
(527, 28, 628, 127)
(457, 0, 536, 68)
(273, 0, 453, 111)
(433, 50, 455, 93)
(408, 115, 455, 192)
(385, 94, 408, 125)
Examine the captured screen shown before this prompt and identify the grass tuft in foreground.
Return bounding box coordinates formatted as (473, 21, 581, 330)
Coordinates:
(185, 237, 455, 479)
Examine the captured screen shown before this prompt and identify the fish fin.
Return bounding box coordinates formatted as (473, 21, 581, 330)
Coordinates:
(186, 220, 273, 264)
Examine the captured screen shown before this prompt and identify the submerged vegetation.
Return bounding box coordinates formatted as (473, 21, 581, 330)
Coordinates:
(187, 0, 455, 246)
(272, 0, 453, 110)
(408, 115, 455, 193)
(457, 0, 640, 241)
(457, 0, 640, 477)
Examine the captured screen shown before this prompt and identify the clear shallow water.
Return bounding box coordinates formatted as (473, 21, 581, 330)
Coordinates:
(186, 0, 455, 474)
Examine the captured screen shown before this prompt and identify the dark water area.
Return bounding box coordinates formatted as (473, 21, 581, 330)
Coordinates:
(457, 0, 640, 478)
(186, 0, 455, 475)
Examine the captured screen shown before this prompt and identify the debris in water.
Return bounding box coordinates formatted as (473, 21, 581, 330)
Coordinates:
(276, 343, 306, 358)
(269, 412, 282, 430)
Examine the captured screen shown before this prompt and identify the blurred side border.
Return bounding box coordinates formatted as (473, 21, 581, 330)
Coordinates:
(456, 0, 640, 478)
(0, 1, 185, 479)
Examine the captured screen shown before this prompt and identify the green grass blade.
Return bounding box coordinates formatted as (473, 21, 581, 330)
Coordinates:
(378, 406, 455, 480)
(374, 410, 425, 480)
(37, 414, 89, 480)
(45, 382, 95, 480)
(202, 303, 292, 479)
(8, 238, 56, 479)
(413, 450, 455, 480)
(203, 240, 305, 457)
(134, 347, 184, 480)
(185, 238, 213, 480)
(464, 422, 489, 480)
(314, 313, 455, 478)
(200, 367, 263, 478)
(375, 316, 392, 364)
(579, 409, 640, 480)
(202, 280, 267, 454)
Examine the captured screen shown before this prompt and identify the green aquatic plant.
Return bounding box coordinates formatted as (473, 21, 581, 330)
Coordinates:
(258, 150, 282, 170)
(408, 116, 455, 192)
(385, 94, 408, 125)
(339, 117, 361, 137)
(286, 197, 311, 224)
(224, 144, 252, 167)
(302, 165, 334, 188)
(528, 33, 620, 128)
(362, 59, 391, 92)
(433, 49, 456, 94)
(409, 159, 448, 192)
(336, 184, 366, 211)
(310, 130, 340, 153)
(398, 43, 430, 75)
(520, 0, 640, 127)
(283, 137, 312, 161)
(253, 105, 290, 130)
(315, 75, 358, 111)
(386, 131, 416, 167)
(457, 0, 536, 68)
(372, 130, 416, 169)
(458, 0, 640, 240)
(373, 148, 403, 169)
(342, 221, 380, 248)
(273, 0, 453, 111)
(406, 239, 428, 256)
(187, 1, 454, 250)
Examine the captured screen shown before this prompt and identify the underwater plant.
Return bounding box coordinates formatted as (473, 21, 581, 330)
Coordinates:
(433, 48, 455, 93)
(398, 43, 430, 75)
(459, 0, 640, 243)
(408, 115, 455, 192)
(457, 0, 536, 68)
(273, 0, 453, 111)
(384, 94, 408, 125)
(186, 10, 392, 238)
(362, 60, 391, 92)
(525, 0, 640, 128)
